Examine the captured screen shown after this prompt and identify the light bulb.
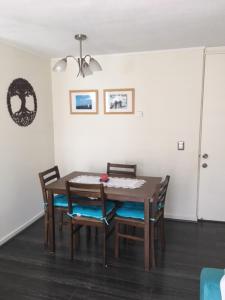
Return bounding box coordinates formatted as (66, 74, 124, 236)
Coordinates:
(89, 57, 102, 72)
(53, 58, 67, 72)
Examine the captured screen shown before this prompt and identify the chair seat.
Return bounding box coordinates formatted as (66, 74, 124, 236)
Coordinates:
(200, 268, 224, 300)
(116, 202, 145, 220)
(53, 194, 84, 208)
(68, 200, 115, 220)
(116, 201, 161, 221)
(54, 194, 68, 207)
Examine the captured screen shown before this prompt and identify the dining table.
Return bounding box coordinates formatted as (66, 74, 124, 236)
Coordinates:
(45, 171, 162, 271)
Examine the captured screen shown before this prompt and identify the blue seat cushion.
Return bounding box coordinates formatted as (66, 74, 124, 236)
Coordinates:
(116, 201, 164, 220)
(68, 200, 115, 220)
(116, 202, 145, 220)
(122, 201, 144, 209)
(200, 268, 224, 300)
(53, 194, 80, 208)
(53, 194, 99, 208)
(53, 194, 68, 207)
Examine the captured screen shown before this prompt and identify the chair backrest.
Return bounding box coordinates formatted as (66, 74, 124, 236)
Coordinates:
(39, 166, 60, 204)
(158, 175, 170, 208)
(65, 181, 107, 217)
(150, 175, 170, 218)
(107, 162, 136, 177)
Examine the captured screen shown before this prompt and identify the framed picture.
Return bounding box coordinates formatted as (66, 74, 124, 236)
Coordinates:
(69, 90, 98, 114)
(103, 88, 135, 114)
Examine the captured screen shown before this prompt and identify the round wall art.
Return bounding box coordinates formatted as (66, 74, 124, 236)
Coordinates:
(7, 78, 37, 127)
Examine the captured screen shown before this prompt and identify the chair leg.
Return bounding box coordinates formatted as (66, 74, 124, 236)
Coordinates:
(150, 222, 156, 268)
(160, 216, 166, 251)
(123, 224, 128, 246)
(103, 225, 107, 267)
(155, 225, 158, 240)
(44, 212, 49, 247)
(59, 210, 63, 232)
(95, 227, 98, 239)
(86, 226, 91, 241)
(115, 222, 120, 258)
(70, 220, 74, 260)
(75, 226, 80, 249)
(127, 226, 136, 244)
(130, 226, 136, 235)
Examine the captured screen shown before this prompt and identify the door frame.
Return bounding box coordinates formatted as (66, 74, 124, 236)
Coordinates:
(196, 47, 225, 220)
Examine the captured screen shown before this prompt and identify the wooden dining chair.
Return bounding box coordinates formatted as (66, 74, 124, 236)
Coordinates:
(114, 175, 170, 268)
(107, 163, 137, 178)
(107, 162, 137, 237)
(66, 181, 116, 267)
(39, 166, 69, 247)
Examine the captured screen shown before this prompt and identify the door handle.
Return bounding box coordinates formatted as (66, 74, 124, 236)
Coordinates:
(202, 153, 208, 159)
(202, 163, 208, 168)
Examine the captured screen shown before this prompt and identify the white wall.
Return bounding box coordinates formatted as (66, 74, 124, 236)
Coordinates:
(0, 42, 54, 244)
(51, 48, 204, 221)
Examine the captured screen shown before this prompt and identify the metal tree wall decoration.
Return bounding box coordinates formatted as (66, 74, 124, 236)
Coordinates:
(7, 78, 37, 127)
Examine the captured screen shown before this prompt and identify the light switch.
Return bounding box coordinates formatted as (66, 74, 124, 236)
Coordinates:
(177, 141, 185, 150)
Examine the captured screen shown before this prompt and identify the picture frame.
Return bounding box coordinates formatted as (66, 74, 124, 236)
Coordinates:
(69, 90, 98, 114)
(103, 88, 135, 114)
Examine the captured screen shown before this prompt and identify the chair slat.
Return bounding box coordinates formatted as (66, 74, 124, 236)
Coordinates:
(39, 166, 60, 204)
(40, 166, 60, 178)
(43, 174, 59, 184)
(107, 162, 136, 177)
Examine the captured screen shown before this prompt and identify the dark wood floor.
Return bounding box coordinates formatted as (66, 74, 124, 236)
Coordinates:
(0, 218, 225, 300)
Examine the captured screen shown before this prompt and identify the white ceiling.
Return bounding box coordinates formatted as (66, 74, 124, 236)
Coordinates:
(0, 0, 225, 58)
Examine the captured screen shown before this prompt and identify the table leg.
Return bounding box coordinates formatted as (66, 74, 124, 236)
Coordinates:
(144, 197, 150, 271)
(48, 190, 55, 252)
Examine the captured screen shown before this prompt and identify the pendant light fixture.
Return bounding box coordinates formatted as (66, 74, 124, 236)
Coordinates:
(53, 34, 102, 78)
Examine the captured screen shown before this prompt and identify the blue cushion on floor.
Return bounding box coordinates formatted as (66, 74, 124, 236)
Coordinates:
(200, 268, 224, 300)
(68, 200, 115, 220)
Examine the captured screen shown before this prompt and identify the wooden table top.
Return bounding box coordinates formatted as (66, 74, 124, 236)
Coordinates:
(46, 171, 162, 202)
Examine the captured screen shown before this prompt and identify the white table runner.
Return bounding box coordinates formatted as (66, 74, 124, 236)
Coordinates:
(71, 175, 145, 189)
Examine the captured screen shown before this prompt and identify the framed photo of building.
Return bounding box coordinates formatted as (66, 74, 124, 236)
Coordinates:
(103, 88, 135, 114)
(69, 90, 98, 114)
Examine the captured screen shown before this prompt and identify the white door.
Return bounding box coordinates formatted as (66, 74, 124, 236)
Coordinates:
(198, 51, 225, 221)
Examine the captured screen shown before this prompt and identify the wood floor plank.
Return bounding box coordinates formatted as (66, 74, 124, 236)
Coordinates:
(0, 218, 224, 299)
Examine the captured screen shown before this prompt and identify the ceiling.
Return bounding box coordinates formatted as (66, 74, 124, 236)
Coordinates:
(0, 0, 225, 58)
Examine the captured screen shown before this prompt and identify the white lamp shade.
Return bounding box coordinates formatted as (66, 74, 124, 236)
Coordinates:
(82, 61, 93, 77)
(53, 58, 67, 72)
(89, 57, 102, 72)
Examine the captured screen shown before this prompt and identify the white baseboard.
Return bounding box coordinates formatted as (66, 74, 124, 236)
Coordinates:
(165, 213, 197, 222)
(0, 210, 44, 246)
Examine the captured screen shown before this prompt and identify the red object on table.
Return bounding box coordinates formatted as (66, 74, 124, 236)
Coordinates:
(100, 173, 109, 182)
